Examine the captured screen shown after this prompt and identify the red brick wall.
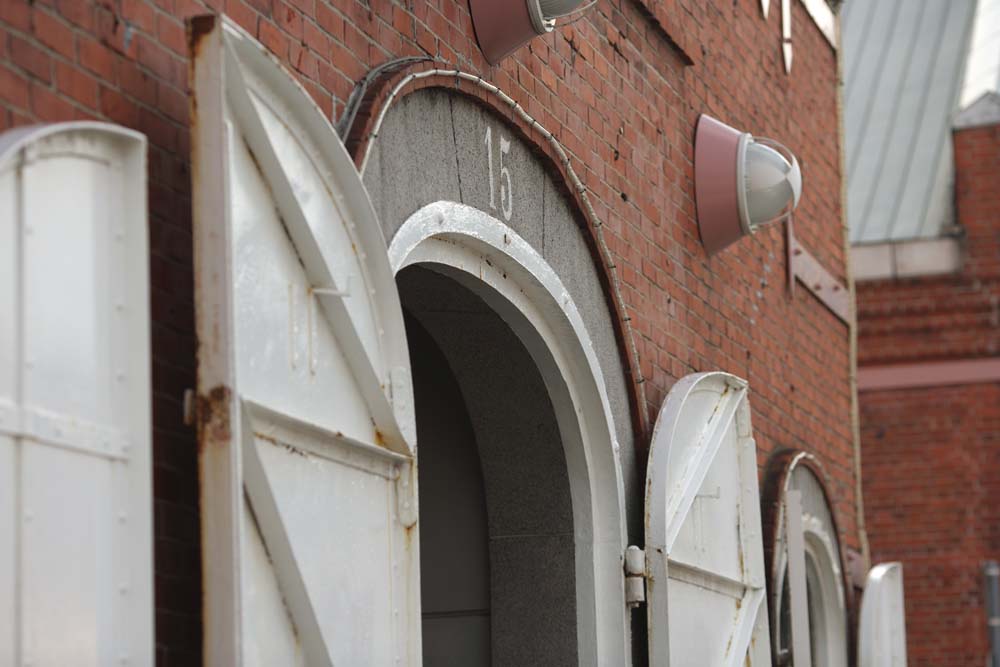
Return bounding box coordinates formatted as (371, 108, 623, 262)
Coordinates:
(857, 122, 1000, 367)
(0, 1, 855, 664)
(955, 122, 1000, 286)
(858, 122, 1000, 667)
(861, 383, 1000, 666)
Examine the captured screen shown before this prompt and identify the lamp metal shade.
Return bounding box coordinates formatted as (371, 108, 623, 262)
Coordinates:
(695, 115, 802, 255)
(469, 0, 548, 65)
(694, 114, 747, 255)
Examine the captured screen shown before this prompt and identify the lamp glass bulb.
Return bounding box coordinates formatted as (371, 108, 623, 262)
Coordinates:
(741, 138, 802, 229)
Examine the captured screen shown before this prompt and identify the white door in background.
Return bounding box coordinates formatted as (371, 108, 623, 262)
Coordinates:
(0, 122, 152, 666)
(859, 562, 908, 667)
(645, 372, 772, 666)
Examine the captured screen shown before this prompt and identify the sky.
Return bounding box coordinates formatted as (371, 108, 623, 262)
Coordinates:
(962, 0, 1000, 106)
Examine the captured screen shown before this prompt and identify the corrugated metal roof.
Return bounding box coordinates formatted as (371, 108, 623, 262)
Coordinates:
(842, 0, 978, 244)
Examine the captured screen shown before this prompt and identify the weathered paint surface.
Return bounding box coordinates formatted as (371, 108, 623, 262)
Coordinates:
(190, 16, 419, 667)
(859, 563, 908, 667)
(0, 122, 152, 667)
(762, 451, 851, 667)
(644, 372, 772, 667)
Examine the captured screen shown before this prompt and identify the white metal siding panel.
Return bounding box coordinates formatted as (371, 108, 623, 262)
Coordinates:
(843, 0, 899, 163)
(894, 3, 976, 240)
(0, 123, 151, 667)
(843, 0, 977, 243)
(859, 2, 948, 241)
(22, 445, 114, 664)
(242, 504, 307, 667)
(847, 0, 925, 242)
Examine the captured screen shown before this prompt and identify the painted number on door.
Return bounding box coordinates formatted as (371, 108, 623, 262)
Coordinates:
(484, 126, 513, 221)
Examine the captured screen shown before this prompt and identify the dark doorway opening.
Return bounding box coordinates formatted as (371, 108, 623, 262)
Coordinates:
(401, 265, 578, 667)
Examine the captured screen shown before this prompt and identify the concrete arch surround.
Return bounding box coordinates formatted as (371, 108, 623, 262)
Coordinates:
(388, 202, 629, 665)
(362, 88, 640, 536)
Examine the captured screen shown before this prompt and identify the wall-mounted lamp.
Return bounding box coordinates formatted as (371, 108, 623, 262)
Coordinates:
(695, 114, 802, 255)
(469, 0, 590, 65)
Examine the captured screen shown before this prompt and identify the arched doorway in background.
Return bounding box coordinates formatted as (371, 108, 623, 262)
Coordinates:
(765, 452, 851, 667)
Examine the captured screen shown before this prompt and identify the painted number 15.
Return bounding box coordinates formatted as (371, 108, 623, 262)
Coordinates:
(484, 126, 513, 221)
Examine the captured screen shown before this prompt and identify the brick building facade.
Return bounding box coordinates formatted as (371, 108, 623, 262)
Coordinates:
(0, 0, 859, 664)
(858, 99, 1000, 667)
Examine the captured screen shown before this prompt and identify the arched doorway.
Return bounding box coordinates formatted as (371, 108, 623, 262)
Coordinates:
(764, 452, 850, 667)
(389, 201, 630, 665)
(402, 266, 577, 665)
(189, 19, 630, 666)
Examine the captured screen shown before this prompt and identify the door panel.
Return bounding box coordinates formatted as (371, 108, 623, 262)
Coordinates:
(241, 508, 305, 667)
(0, 123, 151, 667)
(190, 15, 418, 666)
(858, 563, 907, 667)
(645, 372, 771, 667)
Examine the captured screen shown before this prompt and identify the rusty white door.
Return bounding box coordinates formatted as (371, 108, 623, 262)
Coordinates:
(0, 123, 152, 666)
(858, 563, 907, 667)
(190, 16, 419, 667)
(645, 372, 772, 666)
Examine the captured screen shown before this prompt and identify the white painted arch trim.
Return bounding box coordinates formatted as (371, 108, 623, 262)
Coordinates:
(774, 517, 849, 666)
(389, 200, 630, 666)
(0, 121, 146, 165)
(773, 457, 849, 667)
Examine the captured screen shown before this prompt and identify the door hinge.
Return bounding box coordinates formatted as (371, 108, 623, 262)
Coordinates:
(389, 366, 416, 446)
(394, 461, 418, 528)
(625, 545, 645, 608)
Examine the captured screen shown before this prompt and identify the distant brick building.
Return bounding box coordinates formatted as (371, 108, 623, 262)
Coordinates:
(844, 0, 1000, 661)
(856, 93, 1000, 667)
(1, 1, 865, 665)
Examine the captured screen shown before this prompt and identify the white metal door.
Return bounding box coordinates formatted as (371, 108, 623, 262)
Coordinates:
(645, 372, 772, 666)
(859, 563, 907, 667)
(0, 122, 152, 666)
(190, 16, 419, 667)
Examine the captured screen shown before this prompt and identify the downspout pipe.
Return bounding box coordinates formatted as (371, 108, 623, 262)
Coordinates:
(986, 561, 1000, 667)
(834, 6, 871, 572)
